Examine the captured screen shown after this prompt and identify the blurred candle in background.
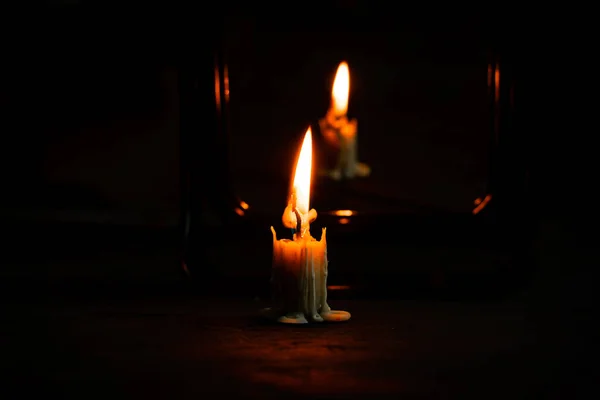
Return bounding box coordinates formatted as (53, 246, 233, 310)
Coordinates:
(319, 61, 370, 181)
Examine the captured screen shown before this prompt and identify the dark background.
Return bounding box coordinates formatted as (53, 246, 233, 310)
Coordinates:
(0, 8, 494, 227)
(0, 3, 577, 298)
(1, 7, 503, 288)
(0, 9, 180, 228)
(0, 4, 595, 399)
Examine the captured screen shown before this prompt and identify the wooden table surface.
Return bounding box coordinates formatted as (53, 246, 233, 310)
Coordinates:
(2, 292, 576, 399)
(1, 220, 593, 399)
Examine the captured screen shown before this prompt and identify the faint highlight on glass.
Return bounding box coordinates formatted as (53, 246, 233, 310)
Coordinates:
(328, 285, 351, 291)
(224, 65, 230, 101)
(472, 194, 492, 215)
(214, 62, 221, 111)
(494, 63, 500, 103)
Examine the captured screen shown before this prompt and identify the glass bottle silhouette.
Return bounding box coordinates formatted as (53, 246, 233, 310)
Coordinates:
(179, 27, 247, 281)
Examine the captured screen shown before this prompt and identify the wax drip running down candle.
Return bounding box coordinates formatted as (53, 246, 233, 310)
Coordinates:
(264, 127, 351, 324)
(319, 61, 370, 181)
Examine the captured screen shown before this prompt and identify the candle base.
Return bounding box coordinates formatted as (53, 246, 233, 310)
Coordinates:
(269, 226, 351, 325)
(321, 310, 352, 322)
(260, 307, 351, 324)
(260, 308, 308, 324)
(320, 162, 371, 182)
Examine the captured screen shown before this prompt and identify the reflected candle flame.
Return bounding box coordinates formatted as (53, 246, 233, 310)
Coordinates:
(332, 61, 350, 116)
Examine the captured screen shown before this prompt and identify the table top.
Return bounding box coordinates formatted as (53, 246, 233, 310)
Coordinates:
(1, 219, 593, 399)
(2, 294, 576, 399)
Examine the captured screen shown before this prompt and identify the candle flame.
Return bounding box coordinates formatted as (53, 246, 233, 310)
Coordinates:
(292, 127, 313, 214)
(332, 61, 350, 116)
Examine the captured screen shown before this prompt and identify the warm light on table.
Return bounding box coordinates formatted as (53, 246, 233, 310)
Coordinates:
(319, 61, 370, 181)
(264, 127, 351, 324)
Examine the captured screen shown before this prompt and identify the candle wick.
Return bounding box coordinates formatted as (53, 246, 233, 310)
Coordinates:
(293, 208, 302, 238)
(289, 188, 303, 238)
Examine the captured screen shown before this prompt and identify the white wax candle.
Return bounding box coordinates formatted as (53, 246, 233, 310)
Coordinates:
(263, 127, 350, 324)
(270, 227, 330, 323)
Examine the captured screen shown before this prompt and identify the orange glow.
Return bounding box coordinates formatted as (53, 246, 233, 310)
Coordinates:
(240, 201, 249, 210)
(327, 285, 351, 291)
(292, 128, 313, 214)
(235, 207, 245, 216)
(472, 194, 492, 215)
(338, 218, 350, 225)
(214, 63, 221, 112)
(224, 65, 230, 101)
(333, 209, 354, 217)
(494, 63, 500, 103)
(332, 61, 350, 116)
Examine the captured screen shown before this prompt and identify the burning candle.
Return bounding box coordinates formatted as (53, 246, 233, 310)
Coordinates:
(265, 127, 351, 324)
(319, 61, 370, 181)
